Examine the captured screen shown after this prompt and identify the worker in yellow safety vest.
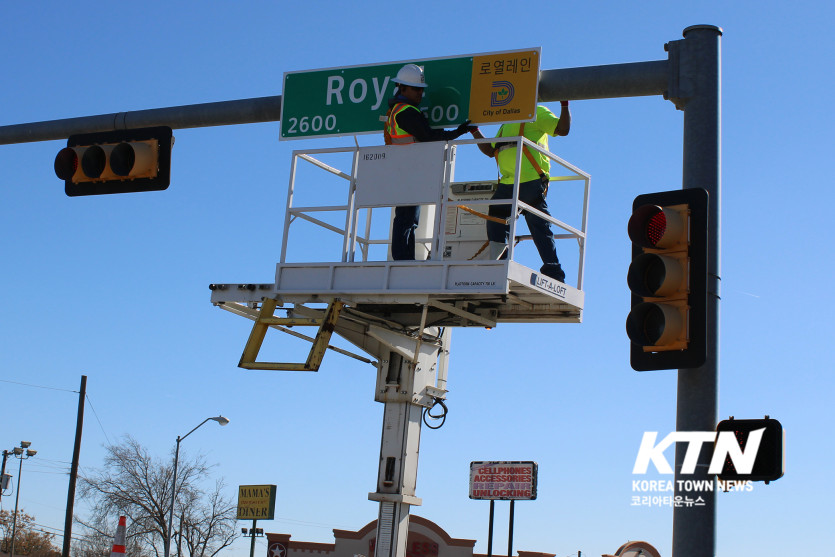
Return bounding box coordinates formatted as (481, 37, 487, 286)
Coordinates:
(384, 64, 477, 260)
(473, 102, 571, 283)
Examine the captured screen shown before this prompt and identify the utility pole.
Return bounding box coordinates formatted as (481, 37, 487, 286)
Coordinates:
(63, 375, 87, 557)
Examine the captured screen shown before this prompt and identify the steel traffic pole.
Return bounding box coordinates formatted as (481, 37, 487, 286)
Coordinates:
(669, 25, 723, 557)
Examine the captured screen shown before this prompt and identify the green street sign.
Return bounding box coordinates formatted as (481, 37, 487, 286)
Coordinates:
(280, 49, 540, 140)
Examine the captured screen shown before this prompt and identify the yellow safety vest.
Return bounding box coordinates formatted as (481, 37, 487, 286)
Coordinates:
(384, 103, 418, 145)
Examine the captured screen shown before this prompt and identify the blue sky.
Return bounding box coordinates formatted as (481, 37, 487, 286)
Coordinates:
(1, 2, 832, 557)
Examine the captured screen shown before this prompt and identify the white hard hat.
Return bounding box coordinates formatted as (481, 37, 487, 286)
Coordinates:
(392, 64, 427, 88)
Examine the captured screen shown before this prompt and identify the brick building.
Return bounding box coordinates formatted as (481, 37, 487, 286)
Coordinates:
(264, 515, 555, 557)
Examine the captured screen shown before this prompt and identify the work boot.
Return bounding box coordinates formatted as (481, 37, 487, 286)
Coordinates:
(488, 241, 508, 260)
(541, 264, 566, 283)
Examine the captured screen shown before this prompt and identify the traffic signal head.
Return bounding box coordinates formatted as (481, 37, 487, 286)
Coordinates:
(55, 126, 173, 196)
(715, 417, 784, 483)
(627, 189, 708, 371)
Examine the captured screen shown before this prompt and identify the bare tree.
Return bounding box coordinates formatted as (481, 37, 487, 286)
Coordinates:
(77, 436, 237, 557)
(176, 480, 237, 557)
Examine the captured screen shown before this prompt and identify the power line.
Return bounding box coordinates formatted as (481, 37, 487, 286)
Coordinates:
(29, 460, 71, 467)
(31, 522, 91, 543)
(32, 456, 72, 463)
(0, 378, 78, 393)
(85, 393, 112, 445)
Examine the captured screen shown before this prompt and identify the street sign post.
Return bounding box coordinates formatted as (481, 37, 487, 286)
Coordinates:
(280, 48, 541, 140)
(469, 461, 538, 557)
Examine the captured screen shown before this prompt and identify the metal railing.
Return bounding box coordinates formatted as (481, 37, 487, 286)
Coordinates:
(278, 136, 590, 289)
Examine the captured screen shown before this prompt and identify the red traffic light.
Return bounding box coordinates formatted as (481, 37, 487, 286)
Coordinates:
(628, 204, 684, 249)
(627, 189, 708, 371)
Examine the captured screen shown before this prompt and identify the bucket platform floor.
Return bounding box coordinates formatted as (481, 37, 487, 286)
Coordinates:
(210, 259, 583, 327)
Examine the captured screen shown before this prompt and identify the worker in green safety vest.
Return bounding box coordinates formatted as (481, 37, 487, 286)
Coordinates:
(473, 102, 571, 282)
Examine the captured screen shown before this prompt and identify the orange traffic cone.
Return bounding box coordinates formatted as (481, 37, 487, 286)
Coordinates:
(110, 516, 127, 557)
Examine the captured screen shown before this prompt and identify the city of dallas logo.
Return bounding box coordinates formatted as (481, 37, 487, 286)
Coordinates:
(633, 429, 766, 475)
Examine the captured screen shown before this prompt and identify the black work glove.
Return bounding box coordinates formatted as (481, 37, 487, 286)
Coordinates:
(453, 120, 472, 138)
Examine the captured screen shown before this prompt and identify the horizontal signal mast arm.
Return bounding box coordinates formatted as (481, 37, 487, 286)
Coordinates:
(0, 59, 668, 145)
(0, 96, 283, 145)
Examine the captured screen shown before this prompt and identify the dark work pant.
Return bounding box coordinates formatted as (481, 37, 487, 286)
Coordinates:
(486, 179, 563, 278)
(392, 205, 420, 260)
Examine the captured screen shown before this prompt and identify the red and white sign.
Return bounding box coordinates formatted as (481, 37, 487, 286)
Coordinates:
(469, 461, 538, 500)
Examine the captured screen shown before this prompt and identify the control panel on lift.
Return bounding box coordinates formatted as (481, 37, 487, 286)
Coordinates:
(443, 180, 497, 261)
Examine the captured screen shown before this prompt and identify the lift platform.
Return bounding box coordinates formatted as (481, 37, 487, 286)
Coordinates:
(209, 135, 590, 557)
(210, 137, 590, 329)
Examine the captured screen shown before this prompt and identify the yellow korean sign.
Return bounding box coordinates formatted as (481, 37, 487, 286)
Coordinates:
(468, 49, 540, 124)
(237, 484, 277, 520)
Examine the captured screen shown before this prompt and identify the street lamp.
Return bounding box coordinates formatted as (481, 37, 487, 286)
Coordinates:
(164, 416, 229, 557)
(8, 441, 37, 557)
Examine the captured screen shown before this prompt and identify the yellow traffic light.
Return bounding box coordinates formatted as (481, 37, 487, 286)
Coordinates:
(55, 126, 172, 196)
